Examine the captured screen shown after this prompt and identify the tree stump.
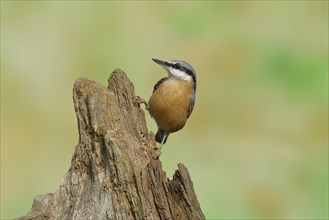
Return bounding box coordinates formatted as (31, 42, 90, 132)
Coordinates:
(18, 69, 205, 220)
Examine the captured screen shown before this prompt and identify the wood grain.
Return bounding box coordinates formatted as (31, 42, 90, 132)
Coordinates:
(17, 69, 205, 220)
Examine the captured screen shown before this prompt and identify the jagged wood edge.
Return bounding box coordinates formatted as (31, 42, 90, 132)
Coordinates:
(17, 69, 205, 220)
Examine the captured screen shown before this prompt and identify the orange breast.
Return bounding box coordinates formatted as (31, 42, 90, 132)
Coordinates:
(148, 78, 192, 133)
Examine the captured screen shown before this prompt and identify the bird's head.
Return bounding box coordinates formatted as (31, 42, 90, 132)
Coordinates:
(152, 58, 196, 84)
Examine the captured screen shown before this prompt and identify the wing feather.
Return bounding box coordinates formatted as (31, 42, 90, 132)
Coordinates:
(187, 95, 195, 118)
(153, 77, 168, 93)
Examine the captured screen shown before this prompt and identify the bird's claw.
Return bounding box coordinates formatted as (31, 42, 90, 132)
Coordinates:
(133, 96, 149, 110)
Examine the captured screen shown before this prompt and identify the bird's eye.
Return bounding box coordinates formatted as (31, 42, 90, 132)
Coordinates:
(174, 63, 181, 69)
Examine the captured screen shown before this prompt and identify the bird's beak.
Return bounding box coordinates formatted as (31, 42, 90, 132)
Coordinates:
(152, 58, 168, 68)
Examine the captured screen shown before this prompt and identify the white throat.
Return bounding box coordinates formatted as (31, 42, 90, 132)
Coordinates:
(167, 67, 192, 81)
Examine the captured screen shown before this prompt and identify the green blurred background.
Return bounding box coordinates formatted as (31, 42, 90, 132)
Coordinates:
(1, 1, 328, 219)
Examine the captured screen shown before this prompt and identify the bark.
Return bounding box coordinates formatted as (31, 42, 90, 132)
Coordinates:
(17, 69, 205, 220)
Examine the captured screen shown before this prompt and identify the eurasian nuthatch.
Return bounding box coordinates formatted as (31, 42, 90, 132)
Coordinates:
(148, 58, 197, 146)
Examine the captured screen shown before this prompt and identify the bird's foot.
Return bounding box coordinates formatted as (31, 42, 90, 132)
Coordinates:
(132, 96, 149, 110)
(153, 144, 162, 160)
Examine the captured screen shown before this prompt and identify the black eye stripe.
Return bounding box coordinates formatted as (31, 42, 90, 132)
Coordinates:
(168, 62, 196, 83)
(185, 68, 196, 84)
(184, 67, 194, 76)
(167, 62, 178, 69)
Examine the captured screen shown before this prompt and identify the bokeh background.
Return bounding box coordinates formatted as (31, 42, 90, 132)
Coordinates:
(1, 1, 328, 219)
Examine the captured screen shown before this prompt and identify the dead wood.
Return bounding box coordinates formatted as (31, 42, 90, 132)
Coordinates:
(17, 69, 205, 220)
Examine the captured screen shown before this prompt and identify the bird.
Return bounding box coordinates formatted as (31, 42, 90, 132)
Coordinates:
(148, 58, 197, 147)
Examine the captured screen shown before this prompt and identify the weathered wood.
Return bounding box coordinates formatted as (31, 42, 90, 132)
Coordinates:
(18, 69, 205, 220)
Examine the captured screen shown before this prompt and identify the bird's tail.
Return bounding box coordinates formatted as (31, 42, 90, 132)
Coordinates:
(155, 129, 168, 144)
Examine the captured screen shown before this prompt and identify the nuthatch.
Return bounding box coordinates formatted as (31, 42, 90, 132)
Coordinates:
(148, 58, 196, 146)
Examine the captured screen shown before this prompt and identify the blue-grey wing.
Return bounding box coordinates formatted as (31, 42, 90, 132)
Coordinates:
(153, 77, 168, 93)
(187, 95, 195, 118)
